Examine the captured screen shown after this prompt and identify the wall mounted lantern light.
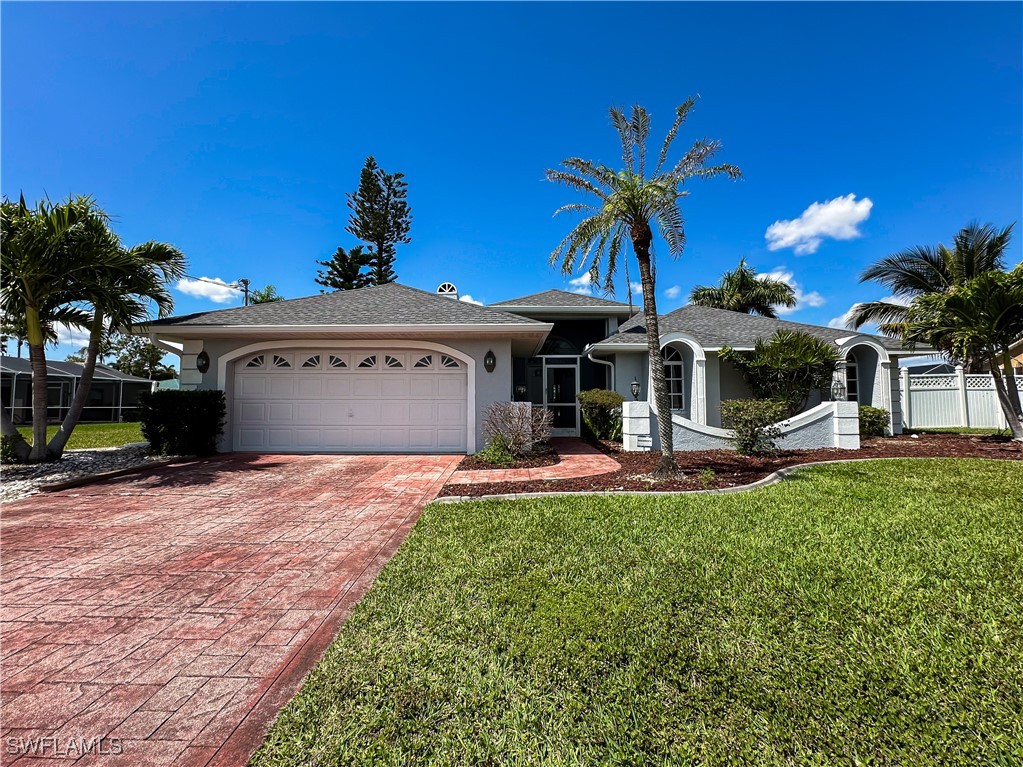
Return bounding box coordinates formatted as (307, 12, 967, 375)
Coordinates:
(195, 350, 210, 374)
(830, 379, 847, 402)
(483, 350, 496, 373)
(630, 378, 641, 400)
(514, 384, 527, 398)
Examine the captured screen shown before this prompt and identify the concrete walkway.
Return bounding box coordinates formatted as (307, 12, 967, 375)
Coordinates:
(1, 453, 459, 766)
(445, 438, 619, 485)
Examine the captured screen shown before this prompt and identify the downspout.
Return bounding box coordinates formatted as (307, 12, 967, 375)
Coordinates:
(586, 349, 615, 391)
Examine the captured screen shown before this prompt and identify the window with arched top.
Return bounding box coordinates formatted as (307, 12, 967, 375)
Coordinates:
(845, 353, 859, 403)
(245, 354, 265, 369)
(663, 346, 685, 411)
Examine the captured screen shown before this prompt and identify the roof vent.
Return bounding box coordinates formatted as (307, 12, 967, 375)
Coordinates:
(436, 282, 459, 299)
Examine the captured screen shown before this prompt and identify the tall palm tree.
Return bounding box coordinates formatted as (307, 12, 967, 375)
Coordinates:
(903, 266, 1023, 440)
(848, 222, 1014, 351)
(547, 99, 741, 477)
(1, 195, 185, 462)
(689, 259, 796, 317)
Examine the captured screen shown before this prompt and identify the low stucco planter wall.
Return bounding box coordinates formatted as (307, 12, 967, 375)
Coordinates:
(623, 400, 860, 452)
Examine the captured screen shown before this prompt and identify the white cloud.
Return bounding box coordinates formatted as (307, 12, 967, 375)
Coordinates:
(827, 294, 909, 331)
(759, 267, 825, 315)
(52, 322, 92, 349)
(567, 273, 594, 295)
(630, 282, 643, 297)
(458, 294, 483, 306)
(664, 285, 681, 300)
(765, 194, 873, 255)
(175, 276, 241, 304)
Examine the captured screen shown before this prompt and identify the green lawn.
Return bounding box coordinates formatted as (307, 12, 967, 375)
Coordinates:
(15, 421, 143, 450)
(909, 426, 1007, 436)
(253, 459, 1023, 766)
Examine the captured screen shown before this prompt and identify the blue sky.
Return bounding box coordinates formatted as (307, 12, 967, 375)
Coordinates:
(3, 2, 1021, 358)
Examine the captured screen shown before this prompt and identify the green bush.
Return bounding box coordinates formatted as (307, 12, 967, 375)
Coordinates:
(138, 389, 226, 456)
(577, 389, 625, 441)
(720, 399, 788, 455)
(859, 405, 890, 438)
(0, 435, 21, 464)
(477, 434, 515, 467)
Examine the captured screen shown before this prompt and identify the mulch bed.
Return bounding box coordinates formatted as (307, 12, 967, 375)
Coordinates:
(439, 433, 1021, 497)
(453, 442, 559, 471)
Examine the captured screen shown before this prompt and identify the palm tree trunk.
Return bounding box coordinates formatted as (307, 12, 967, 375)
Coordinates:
(633, 241, 679, 478)
(25, 305, 53, 462)
(47, 313, 105, 458)
(989, 353, 1023, 440)
(1000, 348, 1022, 419)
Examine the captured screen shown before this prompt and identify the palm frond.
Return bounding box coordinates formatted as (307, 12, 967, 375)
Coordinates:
(846, 300, 909, 330)
(609, 107, 635, 173)
(655, 96, 698, 175)
(545, 169, 607, 201)
(630, 105, 651, 178)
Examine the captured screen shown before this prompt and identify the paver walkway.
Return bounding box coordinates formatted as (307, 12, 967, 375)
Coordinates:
(1, 453, 459, 766)
(445, 437, 620, 485)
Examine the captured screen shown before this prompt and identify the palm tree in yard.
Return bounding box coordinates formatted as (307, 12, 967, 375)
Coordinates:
(547, 99, 741, 477)
(1, 195, 186, 462)
(689, 258, 796, 317)
(848, 222, 1014, 359)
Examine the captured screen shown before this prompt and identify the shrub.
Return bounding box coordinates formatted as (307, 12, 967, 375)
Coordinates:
(719, 331, 840, 416)
(859, 405, 890, 438)
(577, 389, 625, 441)
(0, 435, 21, 464)
(481, 402, 553, 457)
(138, 389, 226, 456)
(720, 399, 788, 455)
(477, 434, 515, 467)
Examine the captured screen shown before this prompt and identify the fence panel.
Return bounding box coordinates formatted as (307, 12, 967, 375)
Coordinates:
(902, 369, 1019, 429)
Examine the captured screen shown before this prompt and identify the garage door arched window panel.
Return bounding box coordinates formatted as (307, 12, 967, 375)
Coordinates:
(384, 354, 405, 369)
(414, 354, 433, 369)
(358, 355, 378, 369)
(273, 355, 292, 369)
(328, 354, 348, 369)
(440, 355, 460, 369)
(301, 355, 321, 369)
(245, 354, 266, 369)
(663, 346, 686, 412)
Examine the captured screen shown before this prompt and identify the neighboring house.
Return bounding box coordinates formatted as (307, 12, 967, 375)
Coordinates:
(979, 336, 1023, 374)
(0, 356, 155, 424)
(138, 282, 920, 454)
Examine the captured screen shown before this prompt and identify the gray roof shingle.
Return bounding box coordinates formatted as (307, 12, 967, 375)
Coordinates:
(146, 283, 547, 328)
(1, 357, 153, 382)
(593, 304, 915, 352)
(491, 289, 634, 310)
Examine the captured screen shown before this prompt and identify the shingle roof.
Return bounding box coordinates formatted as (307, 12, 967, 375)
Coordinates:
(145, 283, 547, 327)
(490, 289, 634, 310)
(1, 357, 153, 382)
(592, 304, 915, 352)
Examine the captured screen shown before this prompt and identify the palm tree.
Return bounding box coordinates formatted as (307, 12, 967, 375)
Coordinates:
(848, 222, 1014, 361)
(689, 259, 796, 317)
(903, 266, 1023, 440)
(547, 100, 741, 476)
(1, 195, 185, 462)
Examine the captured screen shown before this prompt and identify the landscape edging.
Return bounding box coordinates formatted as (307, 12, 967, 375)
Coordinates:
(38, 456, 196, 492)
(432, 456, 1000, 504)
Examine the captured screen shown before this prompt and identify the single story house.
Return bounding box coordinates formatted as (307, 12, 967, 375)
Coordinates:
(139, 282, 921, 454)
(1, 356, 156, 424)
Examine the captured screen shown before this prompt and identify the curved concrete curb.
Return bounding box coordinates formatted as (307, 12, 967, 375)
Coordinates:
(38, 455, 195, 492)
(433, 456, 1012, 504)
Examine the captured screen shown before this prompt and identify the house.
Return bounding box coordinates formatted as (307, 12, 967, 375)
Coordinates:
(0, 356, 156, 424)
(138, 282, 918, 454)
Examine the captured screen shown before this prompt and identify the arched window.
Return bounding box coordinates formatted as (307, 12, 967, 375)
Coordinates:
(845, 353, 859, 403)
(663, 346, 685, 411)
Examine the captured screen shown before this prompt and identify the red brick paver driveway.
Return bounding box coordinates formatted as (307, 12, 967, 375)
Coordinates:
(1, 453, 459, 766)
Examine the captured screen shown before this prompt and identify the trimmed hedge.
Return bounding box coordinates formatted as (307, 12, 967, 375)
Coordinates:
(577, 389, 625, 441)
(720, 399, 788, 455)
(859, 405, 890, 438)
(138, 389, 226, 456)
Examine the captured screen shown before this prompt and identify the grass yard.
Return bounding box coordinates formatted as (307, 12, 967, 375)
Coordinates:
(253, 459, 1023, 767)
(15, 421, 143, 450)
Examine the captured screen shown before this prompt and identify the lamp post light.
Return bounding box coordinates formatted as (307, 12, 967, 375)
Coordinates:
(630, 378, 641, 400)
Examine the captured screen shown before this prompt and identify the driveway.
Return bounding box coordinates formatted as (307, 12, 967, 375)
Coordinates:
(1, 453, 460, 766)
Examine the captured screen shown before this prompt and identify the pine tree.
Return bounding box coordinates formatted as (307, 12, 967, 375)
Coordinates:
(345, 156, 411, 284)
(315, 246, 372, 292)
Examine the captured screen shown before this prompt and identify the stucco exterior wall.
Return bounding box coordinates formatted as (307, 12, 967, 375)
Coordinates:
(172, 335, 511, 453)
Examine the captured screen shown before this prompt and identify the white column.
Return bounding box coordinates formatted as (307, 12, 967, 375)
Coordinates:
(879, 361, 894, 434)
(693, 358, 707, 425)
(900, 366, 911, 430)
(622, 401, 652, 452)
(955, 364, 969, 427)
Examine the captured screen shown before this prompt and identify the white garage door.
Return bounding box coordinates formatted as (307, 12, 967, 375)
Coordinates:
(233, 349, 468, 453)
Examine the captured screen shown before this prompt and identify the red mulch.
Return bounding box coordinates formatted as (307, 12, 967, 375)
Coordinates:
(439, 433, 1021, 497)
(454, 442, 559, 472)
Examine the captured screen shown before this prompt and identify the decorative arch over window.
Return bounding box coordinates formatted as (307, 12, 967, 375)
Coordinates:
(663, 346, 685, 411)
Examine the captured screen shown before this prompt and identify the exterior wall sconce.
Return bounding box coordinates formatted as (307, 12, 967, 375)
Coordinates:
(630, 378, 641, 400)
(830, 379, 847, 401)
(483, 350, 496, 373)
(195, 350, 210, 374)
(514, 384, 527, 398)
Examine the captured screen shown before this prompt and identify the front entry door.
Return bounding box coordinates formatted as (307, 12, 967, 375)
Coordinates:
(545, 365, 578, 436)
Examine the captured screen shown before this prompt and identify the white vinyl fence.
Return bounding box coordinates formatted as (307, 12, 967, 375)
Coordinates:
(901, 367, 1021, 430)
